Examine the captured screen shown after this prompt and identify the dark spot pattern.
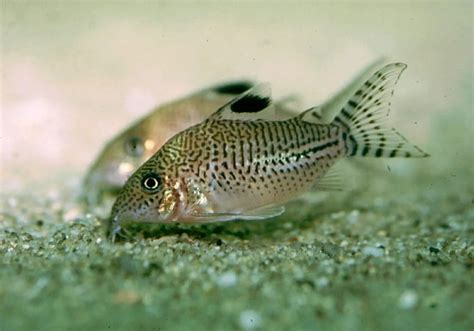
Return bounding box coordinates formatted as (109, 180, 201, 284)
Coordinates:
(332, 63, 427, 158)
(230, 94, 271, 113)
(213, 81, 254, 95)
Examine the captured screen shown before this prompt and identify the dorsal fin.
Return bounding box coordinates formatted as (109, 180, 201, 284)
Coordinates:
(207, 83, 277, 121)
(211, 80, 255, 95)
(197, 80, 255, 102)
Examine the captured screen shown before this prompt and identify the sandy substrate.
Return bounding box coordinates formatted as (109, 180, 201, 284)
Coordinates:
(1, 2, 473, 330)
(1, 162, 472, 331)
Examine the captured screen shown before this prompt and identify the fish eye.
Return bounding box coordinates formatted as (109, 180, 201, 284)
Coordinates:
(124, 136, 144, 157)
(141, 173, 161, 193)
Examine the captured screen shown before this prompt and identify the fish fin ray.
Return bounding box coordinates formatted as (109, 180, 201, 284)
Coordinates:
(333, 63, 429, 158)
(190, 205, 285, 223)
(188, 213, 246, 223)
(207, 83, 277, 121)
(312, 161, 352, 191)
(243, 205, 286, 219)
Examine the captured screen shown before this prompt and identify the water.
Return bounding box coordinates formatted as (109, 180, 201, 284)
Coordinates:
(1, 2, 473, 331)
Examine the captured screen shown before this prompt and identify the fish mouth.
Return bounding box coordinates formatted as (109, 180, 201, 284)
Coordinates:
(107, 204, 139, 241)
(108, 201, 180, 230)
(106, 183, 184, 241)
(107, 197, 128, 241)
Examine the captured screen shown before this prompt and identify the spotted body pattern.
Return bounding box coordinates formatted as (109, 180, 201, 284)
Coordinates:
(109, 63, 429, 239)
(146, 119, 342, 214)
(82, 81, 296, 205)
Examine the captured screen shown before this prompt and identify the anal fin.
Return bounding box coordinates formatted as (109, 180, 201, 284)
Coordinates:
(312, 161, 353, 191)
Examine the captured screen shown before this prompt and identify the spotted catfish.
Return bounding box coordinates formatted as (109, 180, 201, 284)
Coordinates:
(109, 63, 428, 239)
(82, 81, 297, 205)
(83, 59, 386, 205)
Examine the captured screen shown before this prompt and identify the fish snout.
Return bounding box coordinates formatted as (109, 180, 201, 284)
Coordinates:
(107, 196, 138, 241)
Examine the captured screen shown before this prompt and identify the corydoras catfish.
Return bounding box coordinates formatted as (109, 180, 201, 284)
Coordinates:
(108, 63, 429, 240)
(83, 59, 387, 206)
(82, 81, 296, 205)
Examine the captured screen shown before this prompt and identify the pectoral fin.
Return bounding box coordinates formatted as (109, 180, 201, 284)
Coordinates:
(190, 205, 285, 223)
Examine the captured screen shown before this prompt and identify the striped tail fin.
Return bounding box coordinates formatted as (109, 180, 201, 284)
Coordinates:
(333, 63, 429, 158)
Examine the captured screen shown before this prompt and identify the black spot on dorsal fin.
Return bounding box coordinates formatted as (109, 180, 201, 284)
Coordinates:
(213, 81, 254, 95)
(230, 94, 271, 113)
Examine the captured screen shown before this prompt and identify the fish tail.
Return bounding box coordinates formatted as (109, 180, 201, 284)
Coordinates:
(332, 63, 429, 158)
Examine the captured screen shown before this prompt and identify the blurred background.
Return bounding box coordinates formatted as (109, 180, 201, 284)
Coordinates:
(1, 4, 473, 331)
(1, 1, 472, 190)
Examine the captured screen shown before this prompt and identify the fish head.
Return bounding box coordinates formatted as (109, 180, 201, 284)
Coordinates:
(82, 129, 159, 204)
(83, 80, 261, 206)
(109, 164, 182, 233)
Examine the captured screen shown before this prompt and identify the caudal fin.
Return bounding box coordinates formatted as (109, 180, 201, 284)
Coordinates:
(333, 63, 429, 158)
